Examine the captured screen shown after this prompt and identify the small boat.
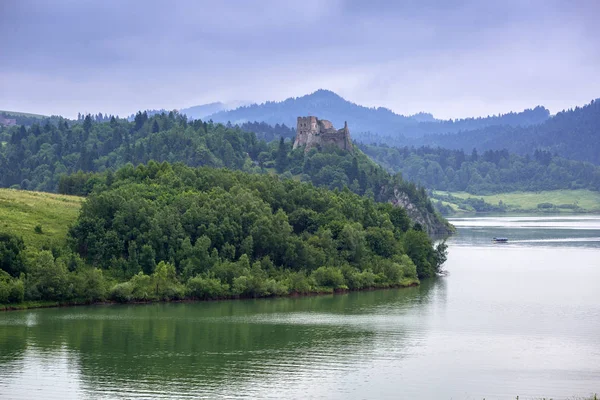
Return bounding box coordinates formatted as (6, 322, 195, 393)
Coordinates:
(492, 237, 508, 243)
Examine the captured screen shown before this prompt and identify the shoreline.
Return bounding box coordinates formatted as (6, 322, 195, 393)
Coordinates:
(0, 280, 420, 312)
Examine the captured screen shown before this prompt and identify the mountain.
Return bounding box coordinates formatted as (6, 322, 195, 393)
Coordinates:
(179, 101, 251, 120)
(206, 89, 549, 139)
(179, 102, 229, 119)
(409, 99, 600, 164)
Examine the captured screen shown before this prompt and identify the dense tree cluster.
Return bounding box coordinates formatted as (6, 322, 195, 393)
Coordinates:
(0, 111, 266, 192)
(0, 163, 447, 306)
(360, 144, 600, 194)
(408, 99, 600, 164)
(238, 121, 296, 142)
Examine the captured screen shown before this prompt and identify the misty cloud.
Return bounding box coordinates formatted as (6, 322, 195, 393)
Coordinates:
(1, 0, 598, 119)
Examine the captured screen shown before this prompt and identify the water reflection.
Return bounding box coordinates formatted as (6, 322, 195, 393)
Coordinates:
(449, 215, 600, 249)
(2, 216, 599, 399)
(0, 284, 442, 398)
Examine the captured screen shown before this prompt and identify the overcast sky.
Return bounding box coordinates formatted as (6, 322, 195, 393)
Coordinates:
(1, 0, 598, 119)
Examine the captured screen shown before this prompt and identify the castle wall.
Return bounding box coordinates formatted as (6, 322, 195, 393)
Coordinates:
(293, 116, 352, 152)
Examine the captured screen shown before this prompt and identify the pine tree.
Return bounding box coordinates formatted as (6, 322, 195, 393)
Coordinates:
(275, 137, 288, 173)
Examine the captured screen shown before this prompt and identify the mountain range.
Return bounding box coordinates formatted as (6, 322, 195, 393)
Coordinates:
(201, 89, 550, 138)
(187, 89, 596, 165)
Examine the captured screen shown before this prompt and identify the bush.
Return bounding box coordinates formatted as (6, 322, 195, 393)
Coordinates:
(0, 272, 23, 304)
(311, 266, 346, 289)
(73, 268, 107, 302)
(0, 232, 25, 277)
(9, 279, 25, 303)
(110, 282, 133, 303)
(34, 225, 43, 234)
(24, 250, 70, 301)
(285, 271, 312, 294)
(345, 269, 377, 290)
(186, 276, 229, 300)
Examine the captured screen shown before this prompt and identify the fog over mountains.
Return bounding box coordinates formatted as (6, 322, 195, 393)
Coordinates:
(198, 89, 550, 138)
(176, 89, 597, 164)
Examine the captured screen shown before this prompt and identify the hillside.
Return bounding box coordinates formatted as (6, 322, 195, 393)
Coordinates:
(359, 144, 600, 194)
(0, 111, 451, 234)
(179, 102, 228, 119)
(206, 89, 549, 138)
(0, 188, 83, 249)
(409, 99, 600, 164)
(0, 163, 447, 307)
(0, 110, 46, 118)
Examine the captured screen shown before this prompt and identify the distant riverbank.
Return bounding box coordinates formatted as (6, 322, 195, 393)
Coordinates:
(433, 189, 600, 215)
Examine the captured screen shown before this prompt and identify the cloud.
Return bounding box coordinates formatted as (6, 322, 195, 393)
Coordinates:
(1, 0, 598, 119)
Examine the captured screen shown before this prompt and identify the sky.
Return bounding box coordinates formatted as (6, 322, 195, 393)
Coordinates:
(1, 0, 599, 119)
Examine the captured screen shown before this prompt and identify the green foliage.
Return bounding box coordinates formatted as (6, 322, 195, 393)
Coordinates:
(311, 266, 346, 289)
(406, 99, 600, 164)
(360, 144, 600, 195)
(0, 112, 266, 193)
(186, 275, 230, 300)
(23, 250, 70, 301)
(0, 232, 25, 277)
(0, 161, 443, 305)
(0, 270, 25, 304)
(0, 109, 447, 235)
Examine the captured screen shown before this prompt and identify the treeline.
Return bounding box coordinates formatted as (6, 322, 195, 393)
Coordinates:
(359, 144, 600, 194)
(0, 163, 447, 306)
(238, 121, 296, 142)
(408, 99, 600, 165)
(0, 111, 266, 192)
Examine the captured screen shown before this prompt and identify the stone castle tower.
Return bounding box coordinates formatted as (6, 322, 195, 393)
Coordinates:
(293, 116, 352, 152)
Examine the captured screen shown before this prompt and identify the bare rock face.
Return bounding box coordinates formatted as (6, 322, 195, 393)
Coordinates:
(293, 116, 352, 152)
(390, 188, 453, 235)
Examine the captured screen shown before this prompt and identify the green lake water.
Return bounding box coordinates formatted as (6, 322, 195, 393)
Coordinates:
(1, 215, 599, 399)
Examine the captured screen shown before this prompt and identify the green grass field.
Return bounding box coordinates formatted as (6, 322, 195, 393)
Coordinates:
(434, 189, 600, 213)
(0, 109, 46, 118)
(0, 188, 83, 249)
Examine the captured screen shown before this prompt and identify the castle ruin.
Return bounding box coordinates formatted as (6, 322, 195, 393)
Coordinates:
(293, 116, 352, 152)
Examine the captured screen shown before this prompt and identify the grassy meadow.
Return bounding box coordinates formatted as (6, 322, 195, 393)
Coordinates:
(433, 189, 600, 213)
(0, 188, 83, 249)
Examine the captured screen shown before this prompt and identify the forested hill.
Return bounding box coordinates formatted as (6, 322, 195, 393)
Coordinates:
(0, 163, 447, 307)
(360, 144, 600, 194)
(0, 110, 451, 234)
(408, 99, 600, 164)
(205, 89, 549, 138)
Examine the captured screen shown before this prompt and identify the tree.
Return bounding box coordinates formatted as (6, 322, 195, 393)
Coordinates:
(275, 137, 288, 173)
(0, 233, 25, 277)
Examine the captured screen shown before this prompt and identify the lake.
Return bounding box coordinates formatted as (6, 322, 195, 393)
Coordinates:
(1, 215, 599, 399)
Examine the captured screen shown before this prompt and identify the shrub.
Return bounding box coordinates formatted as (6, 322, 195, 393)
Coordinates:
(186, 276, 229, 300)
(311, 266, 346, 289)
(73, 268, 107, 302)
(285, 271, 312, 294)
(110, 282, 133, 303)
(0, 232, 25, 277)
(34, 225, 43, 234)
